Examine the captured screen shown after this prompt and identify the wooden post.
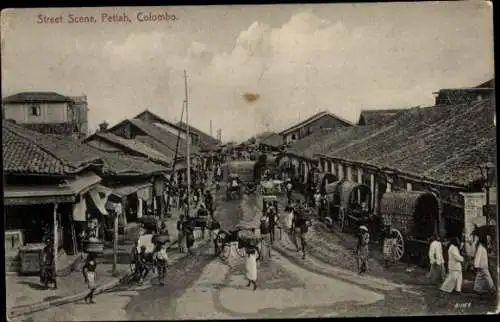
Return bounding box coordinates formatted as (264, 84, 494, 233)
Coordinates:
(370, 174, 375, 209)
(53, 203, 58, 279)
(112, 201, 121, 276)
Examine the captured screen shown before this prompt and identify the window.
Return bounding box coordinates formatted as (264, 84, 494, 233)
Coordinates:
(30, 105, 41, 116)
(291, 134, 297, 140)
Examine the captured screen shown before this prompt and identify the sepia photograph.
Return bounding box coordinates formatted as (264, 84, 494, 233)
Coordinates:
(1, 2, 497, 320)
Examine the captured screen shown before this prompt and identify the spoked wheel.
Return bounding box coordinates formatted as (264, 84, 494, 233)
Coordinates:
(392, 229, 405, 261)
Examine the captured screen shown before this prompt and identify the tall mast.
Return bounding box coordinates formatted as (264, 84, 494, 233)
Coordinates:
(165, 100, 185, 219)
(184, 70, 191, 217)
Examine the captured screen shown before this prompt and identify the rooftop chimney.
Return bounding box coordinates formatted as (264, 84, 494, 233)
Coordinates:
(98, 121, 109, 132)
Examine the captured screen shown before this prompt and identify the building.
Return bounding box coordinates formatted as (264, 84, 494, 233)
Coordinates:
(357, 108, 407, 126)
(83, 131, 172, 166)
(176, 120, 220, 151)
(279, 110, 353, 145)
(3, 120, 104, 273)
(134, 110, 199, 146)
(258, 132, 284, 152)
(2, 92, 89, 138)
(433, 78, 495, 106)
(314, 98, 496, 242)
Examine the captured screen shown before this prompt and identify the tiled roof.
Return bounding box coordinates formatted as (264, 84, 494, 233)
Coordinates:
(20, 123, 78, 135)
(127, 118, 199, 155)
(176, 121, 219, 146)
(84, 145, 169, 176)
(3, 121, 101, 175)
(3, 92, 73, 103)
(318, 100, 496, 187)
(260, 133, 283, 147)
(85, 132, 171, 165)
(357, 109, 407, 126)
(279, 110, 354, 135)
(134, 110, 183, 132)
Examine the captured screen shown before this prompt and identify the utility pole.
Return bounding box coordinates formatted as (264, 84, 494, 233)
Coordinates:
(184, 70, 191, 218)
(210, 120, 213, 137)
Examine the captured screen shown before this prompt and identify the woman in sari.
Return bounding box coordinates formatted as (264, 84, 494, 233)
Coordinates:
(245, 244, 261, 291)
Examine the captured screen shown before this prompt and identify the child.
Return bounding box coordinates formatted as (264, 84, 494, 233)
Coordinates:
(83, 254, 97, 304)
(138, 245, 150, 283)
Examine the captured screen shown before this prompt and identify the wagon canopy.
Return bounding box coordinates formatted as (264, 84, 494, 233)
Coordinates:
(379, 191, 440, 240)
(223, 161, 257, 184)
(317, 172, 338, 194)
(338, 181, 371, 207)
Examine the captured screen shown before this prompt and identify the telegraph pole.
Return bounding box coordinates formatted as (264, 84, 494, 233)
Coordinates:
(184, 70, 191, 218)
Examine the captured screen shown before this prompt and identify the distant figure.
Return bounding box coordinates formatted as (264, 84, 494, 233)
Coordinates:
(383, 227, 396, 268)
(177, 215, 186, 253)
(440, 237, 464, 294)
(40, 241, 57, 289)
(153, 243, 169, 286)
(245, 245, 260, 291)
(356, 226, 370, 274)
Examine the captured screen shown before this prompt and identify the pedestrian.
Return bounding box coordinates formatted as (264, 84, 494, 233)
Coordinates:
(440, 237, 464, 294)
(177, 215, 186, 253)
(268, 207, 277, 245)
(153, 243, 169, 286)
(210, 218, 221, 255)
(83, 254, 97, 304)
(356, 226, 370, 274)
(314, 189, 321, 215)
(285, 179, 293, 204)
(473, 234, 496, 297)
(138, 245, 150, 283)
(259, 215, 272, 259)
(382, 227, 396, 268)
(40, 240, 57, 289)
(245, 245, 260, 291)
(184, 219, 195, 254)
(130, 240, 140, 281)
(428, 233, 445, 285)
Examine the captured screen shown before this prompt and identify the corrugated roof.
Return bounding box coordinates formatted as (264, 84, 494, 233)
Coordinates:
(3, 92, 73, 103)
(85, 132, 171, 164)
(3, 120, 101, 175)
(279, 110, 353, 135)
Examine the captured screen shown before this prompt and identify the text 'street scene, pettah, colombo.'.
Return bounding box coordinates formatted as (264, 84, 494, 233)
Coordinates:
(1, 3, 497, 320)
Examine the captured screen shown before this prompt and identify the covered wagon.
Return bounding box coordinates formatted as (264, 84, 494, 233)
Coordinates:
(379, 191, 441, 264)
(325, 180, 372, 232)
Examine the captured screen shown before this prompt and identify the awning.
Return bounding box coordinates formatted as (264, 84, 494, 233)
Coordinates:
(4, 171, 102, 206)
(109, 182, 152, 199)
(89, 189, 109, 216)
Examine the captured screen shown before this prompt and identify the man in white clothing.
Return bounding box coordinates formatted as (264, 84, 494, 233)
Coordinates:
(428, 233, 445, 285)
(440, 237, 464, 294)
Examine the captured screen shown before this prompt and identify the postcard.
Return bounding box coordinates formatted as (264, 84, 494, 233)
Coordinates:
(2, 3, 497, 320)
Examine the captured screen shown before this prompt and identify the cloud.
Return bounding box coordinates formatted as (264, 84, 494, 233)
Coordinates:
(2, 7, 494, 142)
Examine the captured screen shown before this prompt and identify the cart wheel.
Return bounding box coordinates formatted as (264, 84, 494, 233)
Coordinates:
(392, 229, 405, 261)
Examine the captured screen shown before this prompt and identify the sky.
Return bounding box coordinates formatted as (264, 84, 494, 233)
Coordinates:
(1, 2, 494, 142)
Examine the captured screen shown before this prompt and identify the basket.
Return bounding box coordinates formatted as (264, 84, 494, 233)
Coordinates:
(83, 239, 104, 254)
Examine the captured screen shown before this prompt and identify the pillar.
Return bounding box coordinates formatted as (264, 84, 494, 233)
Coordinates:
(406, 182, 412, 191)
(374, 175, 380, 214)
(331, 162, 336, 175)
(347, 166, 353, 181)
(386, 179, 392, 192)
(357, 168, 363, 184)
(338, 164, 344, 180)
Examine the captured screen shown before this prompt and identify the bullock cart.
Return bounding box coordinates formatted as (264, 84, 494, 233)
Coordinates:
(379, 191, 441, 264)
